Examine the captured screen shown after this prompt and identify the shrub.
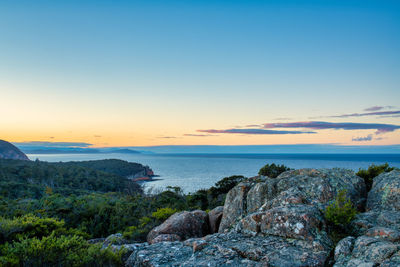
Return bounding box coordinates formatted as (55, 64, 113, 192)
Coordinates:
(0, 233, 124, 266)
(0, 215, 123, 266)
(0, 214, 88, 243)
(357, 163, 397, 191)
(152, 207, 177, 221)
(325, 190, 357, 226)
(258, 163, 291, 178)
(213, 175, 246, 194)
(122, 216, 153, 241)
(187, 189, 209, 210)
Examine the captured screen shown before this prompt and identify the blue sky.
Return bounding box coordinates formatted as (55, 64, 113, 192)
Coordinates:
(1, 0, 399, 148)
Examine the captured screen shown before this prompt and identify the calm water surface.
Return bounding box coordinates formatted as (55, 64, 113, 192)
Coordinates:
(27, 153, 400, 193)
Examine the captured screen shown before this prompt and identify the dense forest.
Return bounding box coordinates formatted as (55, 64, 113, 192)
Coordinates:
(65, 159, 149, 178)
(0, 159, 142, 199)
(0, 159, 396, 266)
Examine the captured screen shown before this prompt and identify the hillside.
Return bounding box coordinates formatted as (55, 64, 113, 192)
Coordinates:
(66, 159, 153, 178)
(0, 159, 142, 199)
(0, 140, 29, 161)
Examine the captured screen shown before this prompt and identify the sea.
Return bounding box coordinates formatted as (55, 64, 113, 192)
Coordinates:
(27, 153, 400, 193)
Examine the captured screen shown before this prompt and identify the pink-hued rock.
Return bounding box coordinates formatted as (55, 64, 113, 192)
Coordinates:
(208, 206, 224, 233)
(149, 234, 181, 244)
(147, 210, 209, 244)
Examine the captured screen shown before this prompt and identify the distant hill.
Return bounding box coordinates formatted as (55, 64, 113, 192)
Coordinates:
(0, 140, 29, 160)
(105, 148, 140, 154)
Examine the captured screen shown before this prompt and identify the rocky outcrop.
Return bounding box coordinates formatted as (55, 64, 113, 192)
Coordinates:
(126, 231, 332, 266)
(236, 205, 331, 243)
(208, 206, 224, 233)
(366, 170, 400, 211)
(102, 233, 130, 247)
(220, 168, 366, 233)
(147, 210, 209, 244)
(119, 168, 373, 266)
(218, 179, 258, 233)
(0, 140, 29, 160)
(334, 170, 400, 266)
(102, 168, 400, 266)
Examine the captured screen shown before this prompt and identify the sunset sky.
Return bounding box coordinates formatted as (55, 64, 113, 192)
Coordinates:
(1, 0, 399, 148)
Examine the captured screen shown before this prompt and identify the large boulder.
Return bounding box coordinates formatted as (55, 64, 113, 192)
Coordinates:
(218, 180, 257, 233)
(220, 168, 366, 232)
(366, 170, 400, 211)
(274, 169, 366, 210)
(236, 205, 331, 244)
(147, 210, 209, 244)
(208, 206, 224, 233)
(334, 236, 400, 267)
(352, 210, 400, 236)
(246, 178, 278, 213)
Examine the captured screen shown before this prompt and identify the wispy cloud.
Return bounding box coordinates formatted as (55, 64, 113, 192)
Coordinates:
(352, 134, 373, 142)
(379, 114, 400, 118)
(263, 121, 400, 134)
(364, 106, 396, 111)
(197, 121, 400, 136)
(245, 124, 262, 127)
(329, 110, 400, 118)
(157, 136, 178, 139)
(184, 134, 216, 137)
(197, 128, 316, 135)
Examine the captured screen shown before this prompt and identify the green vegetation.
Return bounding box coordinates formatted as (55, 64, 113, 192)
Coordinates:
(258, 163, 291, 178)
(186, 175, 246, 210)
(0, 191, 183, 239)
(152, 207, 178, 221)
(0, 215, 124, 266)
(67, 159, 148, 178)
(0, 159, 142, 199)
(325, 190, 357, 226)
(0, 214, 87, 243)
(356, 163, 398, 191)
(3, 159, 397, 264)
(0, 159, 248, 265)
(324, 189, 358, 245)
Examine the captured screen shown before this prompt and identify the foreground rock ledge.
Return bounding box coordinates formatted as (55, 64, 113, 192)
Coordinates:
(126, 232, 331, 266)
(105, 168, 400, 266)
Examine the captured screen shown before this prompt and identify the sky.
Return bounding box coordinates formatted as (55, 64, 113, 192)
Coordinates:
(1, 0, 400, 149)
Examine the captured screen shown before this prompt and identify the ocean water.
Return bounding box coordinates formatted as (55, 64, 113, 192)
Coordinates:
(27, 153, 400, 193)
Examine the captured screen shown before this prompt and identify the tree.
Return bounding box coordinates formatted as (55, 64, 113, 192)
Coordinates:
(325, 190, 357, 226)
(258, 163, 291, 178)
(356, 163, 398, 191)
